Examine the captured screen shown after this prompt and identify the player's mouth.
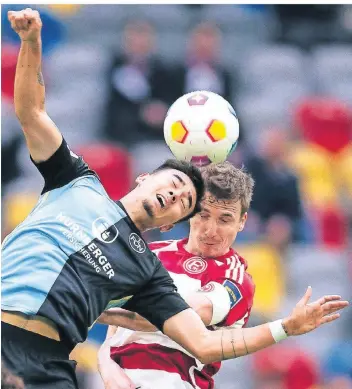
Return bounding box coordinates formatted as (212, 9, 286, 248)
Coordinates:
(200, 239, 216, 246)
(156, 194, 167, 210)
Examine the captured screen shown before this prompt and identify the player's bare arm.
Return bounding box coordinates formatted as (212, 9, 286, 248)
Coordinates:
(8, 8, 62, 163)
(98, 309, 157, 332)
(163, 287, 348, 364)
(98, 292, 213, 330)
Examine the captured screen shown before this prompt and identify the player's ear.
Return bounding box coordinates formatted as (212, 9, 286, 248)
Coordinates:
(136, 173, 150, 185)
(239, 212, 248, 232)
(160, 224, 174, 233)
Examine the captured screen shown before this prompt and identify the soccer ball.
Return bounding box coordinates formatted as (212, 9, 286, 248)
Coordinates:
(164, 91, 239, 166)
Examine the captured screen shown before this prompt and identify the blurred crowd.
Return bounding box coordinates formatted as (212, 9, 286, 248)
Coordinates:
(1, 4, 352, 389)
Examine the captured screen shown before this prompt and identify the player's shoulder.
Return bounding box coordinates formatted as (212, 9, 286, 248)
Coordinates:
(218, 250, 255, 296)
(234, 250, 255, 290)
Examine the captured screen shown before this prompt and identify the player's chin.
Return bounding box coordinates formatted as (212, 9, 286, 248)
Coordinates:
(200, 243, 220, 257)
(142, 199, 155, 218)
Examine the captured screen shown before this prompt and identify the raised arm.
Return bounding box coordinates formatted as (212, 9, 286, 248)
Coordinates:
(163, 287, 349, 364)
(8, 8, 62, 163)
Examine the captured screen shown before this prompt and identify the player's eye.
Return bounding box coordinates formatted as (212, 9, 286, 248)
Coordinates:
(181, 199, 186, 210)
(172, 180, 177, 189)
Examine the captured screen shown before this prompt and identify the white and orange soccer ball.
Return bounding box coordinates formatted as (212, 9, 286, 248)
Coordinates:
(164, 91, 239, 166)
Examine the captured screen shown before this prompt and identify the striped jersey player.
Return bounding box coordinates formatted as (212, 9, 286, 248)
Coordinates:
(107, 238, 255, 389)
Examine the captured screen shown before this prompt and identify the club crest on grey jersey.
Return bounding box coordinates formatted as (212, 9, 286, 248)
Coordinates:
(92, 217, 119, 244)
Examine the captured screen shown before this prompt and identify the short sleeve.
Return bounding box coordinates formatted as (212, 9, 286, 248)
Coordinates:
(215, 274, 255, 328)
(123, 260, 190, 331)
(31, 137, 97, 194)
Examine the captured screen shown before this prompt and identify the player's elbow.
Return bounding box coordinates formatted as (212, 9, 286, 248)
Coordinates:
(15, 106, 43, 126)
(191, 331, 217, 364)
(196, 352, 213, 365)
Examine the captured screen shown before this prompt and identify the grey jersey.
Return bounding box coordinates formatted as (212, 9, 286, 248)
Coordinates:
(2, 139, 189, 348)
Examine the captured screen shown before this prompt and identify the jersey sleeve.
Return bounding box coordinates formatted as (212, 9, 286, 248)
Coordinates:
(123, 259, 190, 331)
(31, 137, 97, 194)
(206, 268, 255, 329)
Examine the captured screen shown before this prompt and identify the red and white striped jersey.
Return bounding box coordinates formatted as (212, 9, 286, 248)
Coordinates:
(110, 238, 255, 389)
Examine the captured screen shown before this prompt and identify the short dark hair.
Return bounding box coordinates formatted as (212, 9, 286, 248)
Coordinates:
(201, 162, 254, 215)
(153, 159, 205, 221)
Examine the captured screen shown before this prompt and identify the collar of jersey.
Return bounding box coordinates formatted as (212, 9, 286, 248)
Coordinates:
(116, 200, 141, 233)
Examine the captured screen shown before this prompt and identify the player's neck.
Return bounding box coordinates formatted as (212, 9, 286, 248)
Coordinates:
(184, 241, 203, 257)
(119, 195, 148, 232)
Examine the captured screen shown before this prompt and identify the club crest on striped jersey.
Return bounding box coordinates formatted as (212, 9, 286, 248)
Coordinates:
(183, 257, 208, 274)
(200, 282, 215, 292)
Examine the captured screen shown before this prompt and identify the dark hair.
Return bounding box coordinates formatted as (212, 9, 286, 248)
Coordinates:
(201, 162, 254, 215)
(153, 159, 205, 221)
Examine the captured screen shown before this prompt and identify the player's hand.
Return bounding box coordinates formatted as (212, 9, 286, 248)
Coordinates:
(282, 286, 349, 336)
(100, 359, 137, 389)
(98, 341, 137, 389)
(8, 8, 42, 42)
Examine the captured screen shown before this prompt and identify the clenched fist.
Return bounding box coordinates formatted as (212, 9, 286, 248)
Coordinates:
(8, 8, 42, 42)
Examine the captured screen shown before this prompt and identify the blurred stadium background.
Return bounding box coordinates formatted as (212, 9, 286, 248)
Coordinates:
(1, 4, 352, 389)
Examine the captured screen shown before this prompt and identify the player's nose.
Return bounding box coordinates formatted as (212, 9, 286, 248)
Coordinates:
(168, 191, 177, 204)
(204, 220, 217, 237)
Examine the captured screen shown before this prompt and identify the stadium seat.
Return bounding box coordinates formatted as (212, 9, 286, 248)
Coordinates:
(131, 5, 193, 31)
(63, 4, 132, 39)
(1, 101, 19, 144)
(235, 243, 285, 317)
(287, 245, 350, 297)
(235, 94, 292, 149)
(312, 44, 352, 91)
(44, 82, 107, 145)
(284, 245, 350, 357)
(238, 45, 308, 93)
(199, 5, 277, 40)
(323, 81, 352, 106)
(130, 141, 174, 178)
(77, 143, 133, 201)
(45, 44, 110, 89)
(294, 98, 352, 154)
(221, 35, 259, 69)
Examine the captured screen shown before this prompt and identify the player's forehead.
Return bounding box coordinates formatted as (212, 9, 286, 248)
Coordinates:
(157, 169, 193, 188)
(201, 193, 241, 217)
